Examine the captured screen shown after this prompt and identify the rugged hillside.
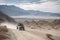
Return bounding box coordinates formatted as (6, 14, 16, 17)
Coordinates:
(0, 11, 16, 23)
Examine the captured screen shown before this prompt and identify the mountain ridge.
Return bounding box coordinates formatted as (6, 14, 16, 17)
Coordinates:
(0, 5, 60, 17)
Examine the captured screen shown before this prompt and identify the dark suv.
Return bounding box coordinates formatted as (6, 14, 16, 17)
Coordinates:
(17, 23, 25, 31)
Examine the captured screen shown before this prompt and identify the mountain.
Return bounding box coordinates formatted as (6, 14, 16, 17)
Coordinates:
(28, 10, 60, 17)
(0, 5, 60, 17)
(0, 5, 30, 16)
(0, 11, 15, 23)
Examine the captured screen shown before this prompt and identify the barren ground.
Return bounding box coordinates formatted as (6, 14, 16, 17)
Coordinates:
(7, 27, 60, 40)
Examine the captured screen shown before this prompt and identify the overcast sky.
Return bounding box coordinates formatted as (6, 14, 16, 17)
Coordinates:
(0, 0, 60, 13)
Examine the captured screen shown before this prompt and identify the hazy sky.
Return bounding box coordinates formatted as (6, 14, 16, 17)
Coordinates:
(0, 0, 60, 13)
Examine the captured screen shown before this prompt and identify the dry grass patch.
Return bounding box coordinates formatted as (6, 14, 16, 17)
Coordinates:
(0, 25, 9, 40)
(0, 26, 8, 32)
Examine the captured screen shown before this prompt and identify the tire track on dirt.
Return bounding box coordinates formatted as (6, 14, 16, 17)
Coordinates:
(12, 29, 46, 40)
(9, 29, 17, 40)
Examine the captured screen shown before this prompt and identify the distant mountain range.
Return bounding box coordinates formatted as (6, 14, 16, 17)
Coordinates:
(0, 5, 30, 16)
(0, 5, 60, 19)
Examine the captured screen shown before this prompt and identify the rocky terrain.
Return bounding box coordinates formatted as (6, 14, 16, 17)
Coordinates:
(17, 19, 60, 30)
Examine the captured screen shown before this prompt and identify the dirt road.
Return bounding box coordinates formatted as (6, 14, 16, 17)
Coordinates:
(8, 28, 60, 40)
(10, 29, 47, 40)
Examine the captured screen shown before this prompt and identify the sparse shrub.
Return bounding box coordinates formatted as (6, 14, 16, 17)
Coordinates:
(46, 33, 54, 40)
(0, 26, 8, 32)
(0, 26, 9, 40)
